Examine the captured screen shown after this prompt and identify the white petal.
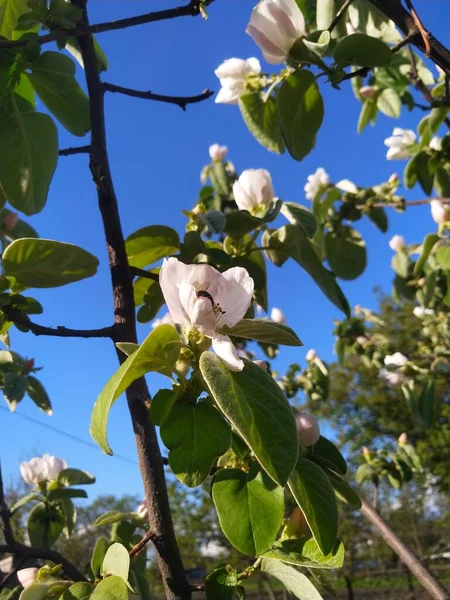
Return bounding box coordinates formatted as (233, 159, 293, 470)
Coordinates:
(278, 0, 306, 36)
(215, 86, 240, 104)
(245, 57, 262, 74)
(233, 180, 256, 211)
(159, 258, 200, 326)
(336, 179, 358, 194)
(236, 169, 274, 208)
(178, 282, 216, 336)
(214, 58, 248, 80)
(20, 462, 33, 485)
(211, 334, 244, 371)
(216, 267, 254, 328)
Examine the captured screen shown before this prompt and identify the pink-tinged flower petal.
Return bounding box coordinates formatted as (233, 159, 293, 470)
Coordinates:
(296, 413, 320, 446)
(211, 334, 244, 371)
(216, 267, 254, 328)
(277, 0, 306, 34)
(246, 23, 287, 63)
(233, 180, 255, 211)
(17, 568, 39, 589)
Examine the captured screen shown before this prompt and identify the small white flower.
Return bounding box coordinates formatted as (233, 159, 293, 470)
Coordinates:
(429, 136, 442, 151)
(209, 144, 228, 161)
(379, 368, 407, 387)
(246, 0, 306, 65)
(359, 85, 377, 99)
(336, 179, 358, 194)
(384, 352, 408, 367)
(389, 234, 406, 252)
(17, 568, 39, 589)
(151, 312, 175, 330)
(305, 349, 317, 362)
(270, 307, 286, 324)
(233, 169, 275, 214)
(295, 413, 320, 446)
(356, 335, 368, 346)
(214, 58, 261, 104)
(20, 454, 67, 485)
(413, 306, 434, 318)
(136, 499, 147, 519)
(430, 199, 450, 224)
(398, 432, 408, 444)
(159, 258, 254, 371)
(388, 173, 399, 185)
(304, 168, 329, 200)
(384, 127, 417, 160)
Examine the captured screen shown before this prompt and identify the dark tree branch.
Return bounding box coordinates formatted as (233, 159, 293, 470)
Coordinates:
(59, 145, 91, 157)
(73, 2, 189, 599)
(356, 197, 450, 209)
(129, 530, 155, 558)
(0, 0, 213, 49)
(0, 543, 86, 582)
(0, 463, 15, 546)
(339, 67, 371, 82)
(103, 83, 214, 111)
(328, 0, 355, 33)
(404, 0, 431, 57)
(367, 0, 450, 74)
(130, 266, 160, 282)
(2, 307, 114, 339)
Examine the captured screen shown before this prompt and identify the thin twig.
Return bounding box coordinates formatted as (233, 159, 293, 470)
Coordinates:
(129, 530, 155, 558)
(130, 266, 159, 282)
(0, 0, 213, 49)
(59, 145, 91, 157)
(190, 584, 205, 592)
(339, 67, 371, 82)
(404, 0, 431, 57)
(2, 307, 114, 339)
(356, 197, 450, 209)
(328, 0, 355, 33)
(103, 83, 214, 111)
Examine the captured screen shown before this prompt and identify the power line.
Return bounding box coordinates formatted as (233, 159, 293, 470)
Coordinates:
(0, 405, 138, 466)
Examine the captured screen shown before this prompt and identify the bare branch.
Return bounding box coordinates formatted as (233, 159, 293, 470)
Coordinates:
(328, 0, 355, 34)
(59, 145, 91, 157)
(339, 67, 371, 82)
(356, 197, 450, 209)
(130, 266, 159, 282)
(0, 0, 214, 50)
(129, 530, 155, 558)
(103, 83, 214, 111)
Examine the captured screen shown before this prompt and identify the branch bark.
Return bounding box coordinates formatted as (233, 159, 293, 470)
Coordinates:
(59, 146, 91, 157)
(360, 499, 449, 600)
(73, 4, 190, 599)
(103, 83, 213, 111)
(130, 266, 160, 282)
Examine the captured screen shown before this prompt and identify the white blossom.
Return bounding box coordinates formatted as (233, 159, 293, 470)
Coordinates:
(136, 499, 147, 519)
(430, 199, 450, 224)
(359, 85, 377, 99)
(384, 352, 408, 367)
(214, 58, 261, 104)
(295, 413, 320, 446)
(384, 127, 416, 160)
(151, 312, 175, 330)
(304, 168, 329, 200)
(270, 307, 286, 324)
(336, 179, 358, 194)
(17, 568, 39, 589)
(356, 335, 368, 346)
(305, 349, 317, 362)
(379, 368, 407, 387)
(389, 234, 406, 252)
(159, 258, 254, 371)
(398, 432, 408, 444)
(20, 454, 67, 485)
(246, 0, 305, 65)
(209, 144, 228, 161)
(233, 169, 275, 214)
(413, 306, 434, 318)
(429, 136, 442, 151)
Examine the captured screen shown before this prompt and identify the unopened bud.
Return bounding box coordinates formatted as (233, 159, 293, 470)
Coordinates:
(356, 335, 368, 346)
(253, 360, 267, 371)
(136, 499, 147, 519)
(389, 234, 406, 252)
(359, 85, 377, 99)
(270, 307, 286, 324)
(362, 446, 371, 457)
(295, 413, 320, 446)
(305, 349, 317, 362)
(24, 358, 35, 372)
(388, 173, 399, 185)
(209, 143, 228, 162)
(283, 507, 310, 538)
(17, 568, 39, 589)
(398, 432, 408, 445)
(3, 212, 18, 230)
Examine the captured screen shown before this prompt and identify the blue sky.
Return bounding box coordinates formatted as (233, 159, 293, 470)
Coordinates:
(1, 0, 449, 502)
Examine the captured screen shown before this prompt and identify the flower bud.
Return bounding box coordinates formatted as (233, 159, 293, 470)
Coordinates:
(17, 568, 39, 589)
(388, 173, 399, 185)
(252, 359, 267, 371)
(398, 432, 408, 445)
(283, 506, 309, 538)
(356, 335, 368, 346)
(270, 307, 285, 324)
(136, 499, 147, 519)
(431, 199, 450, 224)
(3, 212, 18, 231)
(362, 446, 371, 458)
(305, 349, 317, 362)
(359, 85, 377, 99)
(389, 234, 406, 252)
(233, 169, 275, 215)
(209, 144, 228, 162)
(23, 358, 35, 372)
(295, 413, 320, 446)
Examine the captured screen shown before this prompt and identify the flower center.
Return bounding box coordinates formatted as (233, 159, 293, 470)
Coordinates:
(195, 289, 226, 317)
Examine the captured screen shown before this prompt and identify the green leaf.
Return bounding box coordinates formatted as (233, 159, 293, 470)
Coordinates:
(262, 537, 345, 569)
(280, 202, 316, 237)
(90, 576, 128, 600)
(129, 572, 151, 600)
(325, 227, 367, 280)
(0, 0, 27, 38)
(160, 402, 231, 487)
(102, 543, 130, 582)
(91, 538, 110, 579)
(304, 30, 331, 56)
(224, 211, 262, 238)
(268, 225, 350, 316)
(376, 88, 401, 118)
(91, 325, 180, 454)
(391, 252, 409, 279)
(212, 466, 284, 556)
(150, 388, 176, 426)
(27, 501, 65, 548)
(27, 52, 90, 136)
(413, 233, 439, 276)
(436, 246, 450, 270)
(18, 583, 53, 600)
(333, 33, 391, 67)
(48, 488, 88, 501)
(9, 492, 40, 515)
(56, 468, 95, 487)
(404, 151, 433, 195)
(93, 511, 126, 527)
(126, 225, 180, 268)
(357, 98, 377, 134)
(276, 71, 324, 162)
(316, 0, 334, 29)
(65, 36, 109, 73)
(61, 583, 93, 600)
(313, 436, 347, 476)
(222, 318, 302, 346)
(200, 354, 298, 486)
(3, 239, 98, 288)
(205, 566, 237, 600)
(417, 377, 435, 427)
(288, 458, 338, 555)
(26, 375, 52, 415)
(115, 342, 139, 357)
(261, 560, 323, 599)
(0, 112, 58, 215)
(239, 93, 285, 154)
(324, 469, 362, 509)
(368, 206, 388, 233)
(1, 208, 39, 239)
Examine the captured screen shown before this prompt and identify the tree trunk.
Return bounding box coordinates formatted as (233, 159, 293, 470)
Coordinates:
(360, 499, 449, 600)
